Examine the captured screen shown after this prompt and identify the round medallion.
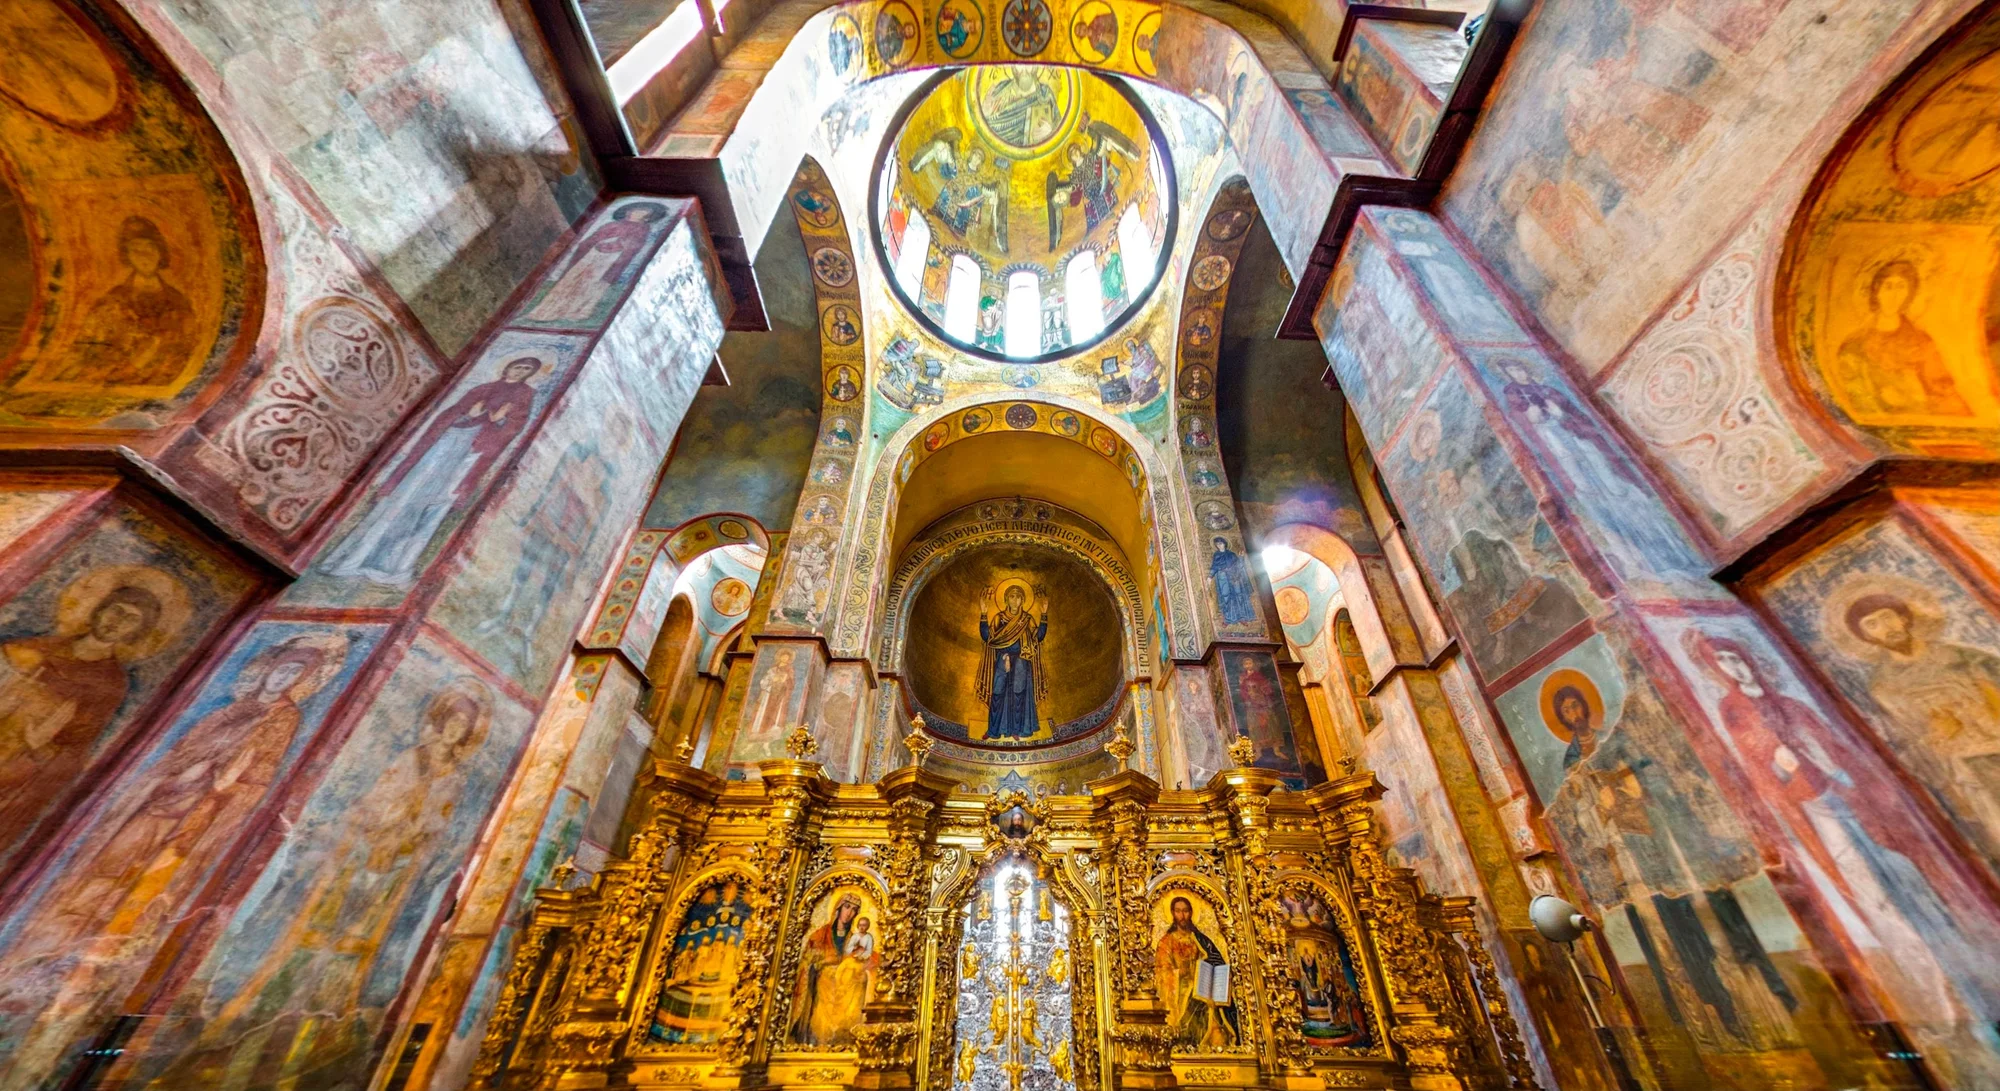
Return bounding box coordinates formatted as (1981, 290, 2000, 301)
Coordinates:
(1051, 410, 1082, 436)
(711, 577, 753, 617)
(0, 0, 121, 128)
(1087, 425, 1118, 457)
(874, 1, 920, 67)
(961, 406, 993, 433)
(826, 365, 861, 401)
(812, 246, 854, 286)
(1205, 207, 1251, 242)
(1275, 586, 1311, 626)
(1000, 0, 1053, 56)
(717, 518, 749, 540)
(1191, 254, 1233, 291)
(1132, 10, 1160, 76)
(827, 14, 864, 80)
(821, 304, 860, 345)
(1893, 51, 2000, 194)
(924, 419, 951, 451)
(1178, 364, 1213, 401)
(935, 0, 983, 58)
(1197, 501, 1234, 530)
(1004, 402, 1039, 429)
(1068, 0, 1117, 63)
(1183, 308, 1216, 347)
(793, 187, 839, 228)
(970, 65, 1079, 157)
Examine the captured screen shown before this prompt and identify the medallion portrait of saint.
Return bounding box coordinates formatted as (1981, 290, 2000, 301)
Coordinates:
(1154, 894, 1239, 1050)
(978, 580, 1049, 741)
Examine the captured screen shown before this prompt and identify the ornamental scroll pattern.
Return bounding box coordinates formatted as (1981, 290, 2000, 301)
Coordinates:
(198, 177, 440, 535)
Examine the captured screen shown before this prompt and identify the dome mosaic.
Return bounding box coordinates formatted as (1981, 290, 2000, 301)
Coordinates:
(874, 64, 1174, 361)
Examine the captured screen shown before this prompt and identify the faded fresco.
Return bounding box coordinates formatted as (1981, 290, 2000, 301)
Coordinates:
(0, 500, 255, 876)
(1781, 20, 2000, 458)
(0, 0, 258, 430)
(1757, 513, 2000, 872)
(121, 636, 534, 1089)
(0, 621, 383, 1085)
(294, 330, 589, 605)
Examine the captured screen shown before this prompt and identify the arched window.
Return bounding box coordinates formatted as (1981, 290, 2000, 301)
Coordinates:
(1116, 203, 1156, 284)
(894, 207, 931, 295)
(943, 253, 980, 341)
(1064, 250, 1104, 342)
(1004, 270, 1040, 357)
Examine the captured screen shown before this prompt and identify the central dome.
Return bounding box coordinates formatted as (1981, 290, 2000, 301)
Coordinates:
(874, 65, 1175, 361)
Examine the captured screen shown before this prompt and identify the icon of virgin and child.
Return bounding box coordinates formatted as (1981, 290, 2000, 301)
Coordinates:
(790, 891, 879, 1049)
(977, 580, 1051, 742)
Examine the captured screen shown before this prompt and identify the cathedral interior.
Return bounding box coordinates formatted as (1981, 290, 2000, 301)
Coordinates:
(2, 0, 1999, 1088)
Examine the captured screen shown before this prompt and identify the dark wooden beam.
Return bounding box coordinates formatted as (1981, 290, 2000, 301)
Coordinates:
(1332, 3, 1465, 65)
(1277, 0, 1534, 340)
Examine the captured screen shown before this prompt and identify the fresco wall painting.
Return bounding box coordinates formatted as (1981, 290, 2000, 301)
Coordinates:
(1320, 199, 2000, 1087)
(0, 0, 259, 434)
(1779, 18, 2000, 460)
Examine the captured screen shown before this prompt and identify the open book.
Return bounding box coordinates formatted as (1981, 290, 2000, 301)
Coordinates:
(1196, 959, 1230, 1004)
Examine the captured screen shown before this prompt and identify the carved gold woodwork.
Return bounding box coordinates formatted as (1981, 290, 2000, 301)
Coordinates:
(474, 756, 1538, 1091)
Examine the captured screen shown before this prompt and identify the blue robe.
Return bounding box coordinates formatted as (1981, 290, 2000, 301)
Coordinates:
(1210, 547, 1257, 624)
(979, 609, 1047, 738)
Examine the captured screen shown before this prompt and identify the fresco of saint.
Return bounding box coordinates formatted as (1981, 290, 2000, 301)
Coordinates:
(1208, 538, 1256, 625)
(978, 583, 1048, 740)
(522, 203, 663, 324)
(790, 891, 878, 1048)
(48, 216, 196, 389)
(321, 355, 545, 585)
(1155, 895, 1238, 1049)
(0, 565, 187, 850)
(1834, 261, 1972, 418)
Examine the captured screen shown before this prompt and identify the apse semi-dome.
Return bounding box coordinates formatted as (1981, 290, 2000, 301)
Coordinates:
(874, 65, 1175, 362)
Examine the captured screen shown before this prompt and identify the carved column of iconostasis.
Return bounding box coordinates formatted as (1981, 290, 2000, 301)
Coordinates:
(1318, 204, 2000, 1089)
(717, 160, 875, 783)
(0, 198, 728, 1091)
(1163, 181, 1328, 795)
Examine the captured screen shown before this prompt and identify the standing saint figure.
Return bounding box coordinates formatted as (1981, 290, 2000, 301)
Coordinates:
(1835, 260, 1973, 418)
(1208, 538, 1257, 625)
(1155, 896, 1239, 1048)
(322, 355, 545, 585)
(524, 202, 663, 322)
(978, 584, 1048, 740)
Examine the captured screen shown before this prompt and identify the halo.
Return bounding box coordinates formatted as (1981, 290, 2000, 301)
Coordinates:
(424, 677, 496, 751)
(1821, 572, 1944, 661)
(1537, 668, 1602, 744)
(990, 576, 1037, 613)
(232, 631, 352, 701)
(55, 564, 193, 661)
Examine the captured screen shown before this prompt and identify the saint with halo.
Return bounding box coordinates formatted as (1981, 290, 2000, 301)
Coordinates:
(978, 580, 1049, 740)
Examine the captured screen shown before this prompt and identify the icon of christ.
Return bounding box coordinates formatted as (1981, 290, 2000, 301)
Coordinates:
(978, 582, 1049, 740)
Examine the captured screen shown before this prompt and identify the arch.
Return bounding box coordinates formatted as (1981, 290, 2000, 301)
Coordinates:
(1776, 7, 2000, 458)
(831, 389, 1200, 664)
(0, 0, 268, 434)
(655, 1, 1369, 288)
(1258, 522, 1402, 686)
